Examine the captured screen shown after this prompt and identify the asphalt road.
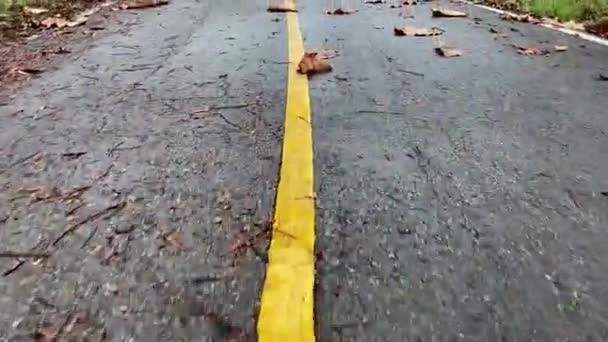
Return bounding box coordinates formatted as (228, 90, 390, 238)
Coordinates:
(1, 0, 608, 341)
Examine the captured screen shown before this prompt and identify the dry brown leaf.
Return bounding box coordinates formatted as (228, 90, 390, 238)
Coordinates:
(435, 46, 463, 57)
(514, 46, 548, 56)
(500, 12, 539, 23)
(23, 7, 49, 15)
(431, 7, 467, 18)
(585, 17, 608, 38)
(297, 52, 333, 76)
(267, 0, 297, 12)
(125, 0, 169, 9)
(41, 17, 71, 29)
(394, 26, 443, 36)
(327, 8, 353, 15)
(316, 49, 338, 59)
(33, 323, 58, 342)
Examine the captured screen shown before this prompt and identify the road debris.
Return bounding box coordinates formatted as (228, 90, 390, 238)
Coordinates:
(157, 229, 186, 255)
(500, 12, 539, 23)
(267, 0, 297, 12)
(598, 73, 608, 81)
(297, 52, 332, 76)
(431, 7, 467, 18)
(315, 49, 339, 59)
(365, 0, 385, 4)
(435, 46, 463, 57)
(394, 26, 444, 36)
(554, 45, 568, 52)
(124, 0, 170, 9)
(514, 45, 549, 56)
(585, 18, 608, 38)
(327, 8, 353, 15)
(53, 202, 127, 246)
(23, 7, 49, 15)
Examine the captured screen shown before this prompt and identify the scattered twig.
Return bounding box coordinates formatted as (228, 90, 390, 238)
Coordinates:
(62, 151, 87, 160)
(80, 226, 98, 249)
(96, 164, 114, 181)
(356, 110, 406, 115)
(66, 202, 86, 217)
(216, 113, 242, 129)
(396, 68, 424, 77)
(0, 251, 51, 258)
(2, 260, 25, 276)
(53, 202, 127, 246)
(8, 151, 40, 168)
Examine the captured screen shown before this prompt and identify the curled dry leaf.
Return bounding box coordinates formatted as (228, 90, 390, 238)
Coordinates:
(316, 49, 338, 59)
(500, 12, 539, 24)
(23, 7, 49, 15)
(267, 0, 297, 12)
(125, 0, 169, 9)
(327, 8, 353, 15)
(514, 46, 548, 56)
(394, 26, 443, 36)
(435, 46, 463, 57)
(297, 52, 332, 76)
(431, 7, 467, 18)
(584, 17, 608, 38)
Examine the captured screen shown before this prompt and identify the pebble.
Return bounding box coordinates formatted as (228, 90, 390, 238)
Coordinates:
(213, 216, 222, 224)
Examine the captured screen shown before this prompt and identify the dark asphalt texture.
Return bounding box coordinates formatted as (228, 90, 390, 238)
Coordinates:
(1, 0, 285, 340)
(1, 0, 608, 341)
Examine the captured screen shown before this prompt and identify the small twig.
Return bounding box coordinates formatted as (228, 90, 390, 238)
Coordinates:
(216, 113, 242, 129)
(212, 103, 250, 110)
(396, 68, 424, 77)
(96, 164, 114, 181)
(66, 202, 86, 217)
(107, 141, 125, 155)
(0, 252, 51, 258)
(8, 151, 39, 168)
(3, 260, 25, 276)
(356, 110, 406, 115)
(80, 226, 98, 249)
(53, 202, 126, 246)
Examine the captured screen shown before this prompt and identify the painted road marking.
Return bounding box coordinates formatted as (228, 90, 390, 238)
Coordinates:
(257, 3, 316, 342)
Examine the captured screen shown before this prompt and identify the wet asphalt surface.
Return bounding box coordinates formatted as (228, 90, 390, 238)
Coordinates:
(1, 0, 608, 341)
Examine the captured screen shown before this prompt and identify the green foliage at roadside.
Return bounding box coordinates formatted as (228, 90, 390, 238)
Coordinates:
(491, 0, 608, 21)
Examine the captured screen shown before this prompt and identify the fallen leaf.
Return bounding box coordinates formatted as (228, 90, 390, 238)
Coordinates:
(514, 45, 548, 56)
(327, 8, 353, 15)
(435, 46, 463, 57)
(394, 26, 443, 36)
(23, 7, 49, 15)
(500, 12, 539, 23)
(554, 45, 568, 52)
(431, 7, 467, 18)
(316, 49, 338, 59)
(584, 17, 608, 38)
(41, 17, 70, 29)
(297, 52, 332, 75)
(33, 323, 58, 342)
(125, 0, 169, 9)
(267, 0, 297, 12)
(67, 14, 88, 28)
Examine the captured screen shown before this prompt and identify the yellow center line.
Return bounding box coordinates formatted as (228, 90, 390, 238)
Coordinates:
(257, 1, 316, 341)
